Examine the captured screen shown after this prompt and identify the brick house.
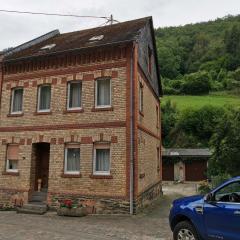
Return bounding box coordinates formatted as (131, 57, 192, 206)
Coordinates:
(0, 17, 162, 214)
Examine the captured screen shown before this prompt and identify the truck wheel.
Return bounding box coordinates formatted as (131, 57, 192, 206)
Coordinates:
(173, 221, 199, 240)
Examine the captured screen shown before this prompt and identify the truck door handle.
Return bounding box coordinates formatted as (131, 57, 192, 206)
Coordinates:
(195, 206, 204, 214)
(234, 210, 240, 215)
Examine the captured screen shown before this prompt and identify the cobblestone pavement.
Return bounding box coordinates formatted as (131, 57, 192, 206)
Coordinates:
(0, 183, 196, 240)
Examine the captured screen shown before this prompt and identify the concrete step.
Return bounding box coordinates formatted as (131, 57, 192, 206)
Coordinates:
(31, 195, 47, 202)
(31, 191, 47, 202)
(17, 203, 47, 215)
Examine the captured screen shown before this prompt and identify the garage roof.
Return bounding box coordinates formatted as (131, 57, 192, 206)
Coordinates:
(163, 148, 211, 157)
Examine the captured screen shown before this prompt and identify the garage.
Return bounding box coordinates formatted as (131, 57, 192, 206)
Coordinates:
(162, 161, 174, 181)
(162, 148, 211, 182)
(185, 160, 208, 181)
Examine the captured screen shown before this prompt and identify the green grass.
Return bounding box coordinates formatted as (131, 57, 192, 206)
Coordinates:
(162, 93, 240, 110)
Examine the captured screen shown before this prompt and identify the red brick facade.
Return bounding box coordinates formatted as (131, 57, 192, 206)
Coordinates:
(0, 20, 162, 214)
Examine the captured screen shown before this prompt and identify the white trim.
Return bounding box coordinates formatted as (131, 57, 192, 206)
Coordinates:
(93, 146, 111, 175)
(95, 78, 112, 108)
(6, 159, 18, 173)
(64, 147, 80, 174)
(37, 85, 51, 112)
(10, 88, 23, 114)
(67, 81, 83, 110)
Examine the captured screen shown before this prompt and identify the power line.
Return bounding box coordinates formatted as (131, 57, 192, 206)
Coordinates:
(0, 9, 108, 20)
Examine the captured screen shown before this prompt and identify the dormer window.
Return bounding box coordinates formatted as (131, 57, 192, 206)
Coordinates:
(89, 35, 104, 42)
(40, 44, 56, 50)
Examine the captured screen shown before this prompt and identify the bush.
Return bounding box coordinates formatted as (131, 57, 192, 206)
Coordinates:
(198, 181, 211, 194)
(211, 80, 224, 91)
(181, 71, 211, 95)
(163, 86, 180, 95)
(210, 174, 231, 189)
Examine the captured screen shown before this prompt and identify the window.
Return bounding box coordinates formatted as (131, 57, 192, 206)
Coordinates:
(156, 105, 159, 128)
(139, 82, 143, 112)
(95, 78, 111, 107)
(64, 144, 80, 174)
(157, 147, 160, 172)
(38, 85, 51, 112)
(94, 145, 110, 175)
(215, 181, 240, 203)
(148, 46, 152, 75)
(6, 145, 19, 172)
(67, 81, 82, 110)
(11, 88, 23, 114)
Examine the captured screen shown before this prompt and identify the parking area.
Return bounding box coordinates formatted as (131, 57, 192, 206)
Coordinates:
(0, 183, 197, 240)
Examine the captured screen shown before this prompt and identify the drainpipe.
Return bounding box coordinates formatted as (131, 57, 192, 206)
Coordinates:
(0, 54, 4, 110)
(129, 43, 135, 215)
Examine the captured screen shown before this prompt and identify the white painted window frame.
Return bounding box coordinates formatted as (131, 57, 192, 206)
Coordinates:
(93, 144, 111, 175)
(67, 81, 83, 110)
(95, 78, 112, 108)
(64, 147, 81, 175)
(11, 87, 23, 114)
(6, 159, 19, 173)
(37, 84, 51, 113)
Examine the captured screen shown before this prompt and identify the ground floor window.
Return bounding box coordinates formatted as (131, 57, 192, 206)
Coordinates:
(93, 144, 111, 175)
(6, 145, 19, 172)
(64, 144, 80, 174)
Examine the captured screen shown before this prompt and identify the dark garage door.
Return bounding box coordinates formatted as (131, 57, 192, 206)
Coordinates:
(162, 162, 174, 181)
(185, 160, 207, 181)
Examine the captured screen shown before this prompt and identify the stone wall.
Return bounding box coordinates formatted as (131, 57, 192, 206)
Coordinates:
(48, 193, 130, 214)
(135, 181, 162, 212)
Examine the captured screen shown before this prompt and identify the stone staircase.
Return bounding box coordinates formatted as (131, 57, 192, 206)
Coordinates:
(17, 189, 48, 215)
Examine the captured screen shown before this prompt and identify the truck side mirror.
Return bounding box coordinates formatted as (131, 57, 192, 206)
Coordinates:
(205, 192, 214, 202)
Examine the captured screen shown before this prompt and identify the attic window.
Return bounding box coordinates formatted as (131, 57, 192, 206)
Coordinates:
(89, 35, 104, 42)
(40, 44, 56, 50)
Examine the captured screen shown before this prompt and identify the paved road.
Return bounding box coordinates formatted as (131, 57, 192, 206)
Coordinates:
(0, 183, 196, 240)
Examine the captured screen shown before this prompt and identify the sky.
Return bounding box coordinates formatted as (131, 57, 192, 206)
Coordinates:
(0, 0, 239, 50)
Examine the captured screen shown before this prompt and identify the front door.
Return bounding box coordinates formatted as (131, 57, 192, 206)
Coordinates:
(204, 180, 240, 240)
(35, 143, 50, 190)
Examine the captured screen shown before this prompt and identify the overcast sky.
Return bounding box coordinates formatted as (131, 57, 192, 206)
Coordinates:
(0, 0, 239, 50)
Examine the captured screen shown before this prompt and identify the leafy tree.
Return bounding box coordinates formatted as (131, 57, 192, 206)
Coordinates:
(161, 100, 178, 146)
(155, 15, 240, 94)
(181, 71, 211, 95)
(209, 107, 240, 176)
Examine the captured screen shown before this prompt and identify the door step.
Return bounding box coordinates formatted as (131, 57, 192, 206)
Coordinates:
(17, 203, 48, 215)
(30, 191, 47, 203)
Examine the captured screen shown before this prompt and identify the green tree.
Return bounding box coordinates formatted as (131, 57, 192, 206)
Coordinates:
(209, 107, 240, 176)
(161, 100, 178, 147)
(181, 71, 211, 95)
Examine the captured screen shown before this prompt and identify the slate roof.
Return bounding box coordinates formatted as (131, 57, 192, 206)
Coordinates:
(163, 148, 212, 157)
(5, 17, 151, 61)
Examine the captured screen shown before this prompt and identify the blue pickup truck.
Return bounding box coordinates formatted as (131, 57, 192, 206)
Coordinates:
(169, 176, 240, 240)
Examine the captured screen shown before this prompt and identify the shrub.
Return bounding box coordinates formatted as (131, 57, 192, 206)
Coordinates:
(198, 181, 211, 194)
(181, 71, 211, 95)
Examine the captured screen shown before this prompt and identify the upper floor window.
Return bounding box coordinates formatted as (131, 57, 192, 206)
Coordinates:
(64, 144, 80, 174)
(139, 82, 144, 113)
(11, 88, 23, 114)
(148, 46, 152, 75)
(95, 78, 111, 107)
(67, 81, 82, 110)
(38, 85, 51, 112)
(156, 105, 159, 128)
(6, 144, 19, 173)
(93, 144, 111, 175)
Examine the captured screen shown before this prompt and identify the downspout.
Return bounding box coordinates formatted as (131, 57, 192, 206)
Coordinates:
(129, 43, 135, 215)
(0, 54, 4, 110)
